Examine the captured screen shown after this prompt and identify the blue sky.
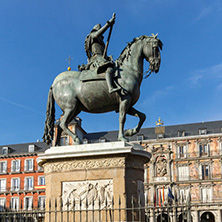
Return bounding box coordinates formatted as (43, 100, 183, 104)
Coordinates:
(0, 0, 222, 145)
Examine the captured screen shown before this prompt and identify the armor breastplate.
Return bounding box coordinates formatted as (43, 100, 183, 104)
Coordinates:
(91, 43, 105, 56)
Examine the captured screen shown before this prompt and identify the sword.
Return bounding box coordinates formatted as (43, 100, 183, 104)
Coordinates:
(103, 13, 116, 58)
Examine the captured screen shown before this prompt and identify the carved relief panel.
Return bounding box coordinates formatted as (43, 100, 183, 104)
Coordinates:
(62, 179, 113, 210)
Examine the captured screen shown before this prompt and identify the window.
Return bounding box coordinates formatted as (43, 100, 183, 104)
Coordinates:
(201, 165, 210, 180)
(28, 144, 36, 153)
(24, 177, 33, 191)
(178, 165, 189, 181)
(99, 137, 106, 143)
(24, 197, 33, 210)
(199, 128, 207, 135)
(201, 187, 212, 202)
(178, 130, 185, 137)
(11, 178, 20, 191)
(157, 134, 164, 139)
(11, 160, 20, 173)
(0, 198, 5, 210)
(61, 137, 68, 146)
(11, 197, 19, 211)
(82, 138, 88, 144)
(0, 161, 7, 174)
(2, 147, 8, 155)
(25, 159, 33, 172)
(38, 196, 46, 210)
(38, 164, 43, 172)
(38, 176, 45, 186)
(137, 134, 144, 141)
(178, 145, 187, 158)
(199, 144, 209, 156)
(178, 188, 190, 203)
(0, 179, 6, 192)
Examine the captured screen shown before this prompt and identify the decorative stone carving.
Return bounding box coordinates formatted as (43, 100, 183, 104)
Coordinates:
(62, 179, 113, 210)
(156, 156, 167, 177)
(43, 157, 125, 173)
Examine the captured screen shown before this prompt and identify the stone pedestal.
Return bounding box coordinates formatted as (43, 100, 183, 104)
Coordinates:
(37, 141, 151, 221)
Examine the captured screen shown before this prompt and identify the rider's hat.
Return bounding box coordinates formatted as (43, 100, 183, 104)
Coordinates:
(91, 24, 101, 32)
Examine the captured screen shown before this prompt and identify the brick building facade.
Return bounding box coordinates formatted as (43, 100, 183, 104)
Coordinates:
(0, 142, 48, 210)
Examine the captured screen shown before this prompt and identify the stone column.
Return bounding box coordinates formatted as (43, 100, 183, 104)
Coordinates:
(38, 141, 151, 222)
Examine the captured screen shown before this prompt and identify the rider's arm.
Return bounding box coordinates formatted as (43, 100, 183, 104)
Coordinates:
(93, 16, 115, 38)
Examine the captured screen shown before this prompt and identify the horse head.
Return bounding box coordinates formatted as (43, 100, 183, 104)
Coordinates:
(143, 34, 163, 74)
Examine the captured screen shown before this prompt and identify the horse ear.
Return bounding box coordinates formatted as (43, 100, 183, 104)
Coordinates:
(158, 40, 163, 50)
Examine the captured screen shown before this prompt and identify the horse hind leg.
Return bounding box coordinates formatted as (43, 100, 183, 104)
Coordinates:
(125, 107, 146, 137)
(59, 107, 81, 145)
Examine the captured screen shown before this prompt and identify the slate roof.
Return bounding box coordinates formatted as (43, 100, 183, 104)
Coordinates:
(0, 120, 222, 154)
(0, 142, 49, 156)
(84, 120, 222, 143)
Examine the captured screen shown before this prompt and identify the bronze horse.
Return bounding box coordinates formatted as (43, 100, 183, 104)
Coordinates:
(43, 34, 163, 145)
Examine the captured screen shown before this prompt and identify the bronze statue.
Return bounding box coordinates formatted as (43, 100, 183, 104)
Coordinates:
(43, 14, 163, 146)
(79, 13, 120, 93)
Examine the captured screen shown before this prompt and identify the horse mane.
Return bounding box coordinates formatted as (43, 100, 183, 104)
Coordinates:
(117, 35, 163, 65)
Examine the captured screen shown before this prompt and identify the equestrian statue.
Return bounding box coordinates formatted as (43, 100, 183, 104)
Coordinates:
(43, 13, 163, 146)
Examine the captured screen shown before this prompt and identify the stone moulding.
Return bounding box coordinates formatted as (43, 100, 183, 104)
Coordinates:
(43, 155, 147, 174)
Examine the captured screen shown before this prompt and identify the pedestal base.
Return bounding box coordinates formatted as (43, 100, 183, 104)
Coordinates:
(37, 141, 151, 221)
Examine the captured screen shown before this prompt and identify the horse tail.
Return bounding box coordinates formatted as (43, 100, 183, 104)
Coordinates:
(42, 87, 55, 145)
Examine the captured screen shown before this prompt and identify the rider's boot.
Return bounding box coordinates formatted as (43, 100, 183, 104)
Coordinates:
(106, 68, 121, 94)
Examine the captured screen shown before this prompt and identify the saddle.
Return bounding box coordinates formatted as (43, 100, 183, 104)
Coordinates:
(79, 70, 106, 82)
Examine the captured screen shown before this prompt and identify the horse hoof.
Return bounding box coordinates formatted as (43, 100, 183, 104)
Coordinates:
(125, 129, 133, 136)
(125, 129, 137, 137)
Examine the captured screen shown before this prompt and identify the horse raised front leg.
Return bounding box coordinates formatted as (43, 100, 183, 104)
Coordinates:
(125, 107, 146, 137)
(118, 95, 131, 142)
(59, 108, 81, 145)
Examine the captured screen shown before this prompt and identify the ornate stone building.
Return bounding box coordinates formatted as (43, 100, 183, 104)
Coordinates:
(57, 119, 222, 222)
(143, 121, 222, 222)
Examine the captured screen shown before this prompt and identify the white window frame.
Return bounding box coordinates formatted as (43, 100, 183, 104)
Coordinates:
(24, 196, 33, 210)
(11, 178, 20, 191)
(11, 160, 21, 173)
(24, 159, 34, 172)
(0, 198, 6, 210)
(177, 145, 188, 158)
(11, 197, 19, 211)
(28, 144, 36, 153)
(38, 196, 46, 210)
(201, 186, 212, 203)
(178, 187, 190, 203)
(178, 165, 189, 181)
(199, 144, 210, 157)
(38, 176, 45, 186)
(0, 179, 6, 192)
(2, 147, 8, 155)
(199, 163, 211, 180)
(24, 177, 34, 191)
(0, 161, 7, 174)
(60, 137, 68, 146)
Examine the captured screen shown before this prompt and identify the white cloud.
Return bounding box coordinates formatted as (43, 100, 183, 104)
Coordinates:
(189, 63, 222, 87)
(194, 6, 213, 22)
(0, 97, 44, 116)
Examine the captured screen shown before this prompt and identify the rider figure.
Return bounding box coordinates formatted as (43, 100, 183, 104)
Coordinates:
(84, 14, 121, 93)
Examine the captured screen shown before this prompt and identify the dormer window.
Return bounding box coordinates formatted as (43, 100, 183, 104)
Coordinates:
(157, 134, 164, 139)
(178, 130, 185, 137)
(83, 138, 88, 144)
(99, 137, 106, 143)
(28, 145, 36, 153)
(199, 128, 207, 135)
(2, 147, 9, 155)
(137, 134, 144, 141)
